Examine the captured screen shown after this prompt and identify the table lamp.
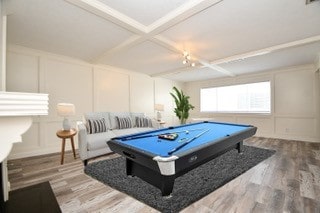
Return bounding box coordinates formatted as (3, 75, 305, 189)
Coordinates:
(154, 104, 164, 121)
(57, 103, 75, 131)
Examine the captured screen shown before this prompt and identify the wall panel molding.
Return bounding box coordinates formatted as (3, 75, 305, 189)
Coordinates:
(186, 64, 320, 143)
(6, 45, 182, 159)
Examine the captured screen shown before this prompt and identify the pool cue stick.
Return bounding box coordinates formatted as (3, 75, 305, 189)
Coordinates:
(120, 128, 205, 141)
(170, 128, 205, 134)
(120, 133, 160, 141)
(167, 129, 210, 155)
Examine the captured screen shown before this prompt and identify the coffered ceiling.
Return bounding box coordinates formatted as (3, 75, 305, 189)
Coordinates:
(5, 0, 320, 82)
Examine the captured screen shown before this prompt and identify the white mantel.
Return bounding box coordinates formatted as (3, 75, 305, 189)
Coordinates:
(0, 91, 48, 162)
(0, 91, 48, 201)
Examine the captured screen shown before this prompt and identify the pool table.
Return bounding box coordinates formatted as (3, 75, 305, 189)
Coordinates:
(107, 121, 257, 196)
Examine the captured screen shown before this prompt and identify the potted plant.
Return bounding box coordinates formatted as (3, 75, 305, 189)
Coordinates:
(170, 86, 195, 124)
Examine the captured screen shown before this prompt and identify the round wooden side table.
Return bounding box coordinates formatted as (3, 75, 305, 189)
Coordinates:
(56, 128, 77, 165)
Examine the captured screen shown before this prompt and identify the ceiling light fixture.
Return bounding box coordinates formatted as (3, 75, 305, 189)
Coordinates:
(182, 51, 195, 67)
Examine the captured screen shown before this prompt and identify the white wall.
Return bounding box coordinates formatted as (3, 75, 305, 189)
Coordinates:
(6, 45, 183, 159)
(185, 64, 320, 142)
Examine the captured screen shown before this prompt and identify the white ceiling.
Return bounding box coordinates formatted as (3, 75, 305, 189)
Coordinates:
(5, 0, 320, 82)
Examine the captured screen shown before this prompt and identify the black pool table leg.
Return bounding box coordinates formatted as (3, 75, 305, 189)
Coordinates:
(237, 141, 244, 153)
(125, 158, 175, 196)
(126, 158, 134, 176)
(160, 176, 175, 196)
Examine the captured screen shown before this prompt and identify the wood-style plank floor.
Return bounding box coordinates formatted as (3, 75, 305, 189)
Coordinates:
(7, 137, 320, 212)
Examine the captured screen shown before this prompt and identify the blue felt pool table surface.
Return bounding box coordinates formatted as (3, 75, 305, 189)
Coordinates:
(113, 122, 252, 157)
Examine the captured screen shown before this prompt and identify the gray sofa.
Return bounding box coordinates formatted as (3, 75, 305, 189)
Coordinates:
(77, 112, 157, 165)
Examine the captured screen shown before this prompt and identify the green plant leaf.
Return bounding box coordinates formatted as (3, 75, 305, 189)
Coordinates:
(170, 86, 195, 124)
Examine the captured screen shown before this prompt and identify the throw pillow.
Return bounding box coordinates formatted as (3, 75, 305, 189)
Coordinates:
(115, 116, 133, 129)
(86, 118, 107, 134)
(135, 116, 153, 128)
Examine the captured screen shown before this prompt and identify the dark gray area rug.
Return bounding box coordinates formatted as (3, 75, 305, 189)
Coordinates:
(85, 145, 275, 213)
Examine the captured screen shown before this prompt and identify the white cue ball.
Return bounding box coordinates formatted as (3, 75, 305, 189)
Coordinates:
(185, 130, 189, 134)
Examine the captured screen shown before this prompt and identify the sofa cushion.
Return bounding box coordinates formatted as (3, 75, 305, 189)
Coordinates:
(115, 116, 133, 129)
(135, 116, 153, 128)
(131, 112, 145, 126)
(84, 112, 111, 129)
(87, 131, 117, 150)
(109, 112, 131, 129)
(86, 118, 107, 134)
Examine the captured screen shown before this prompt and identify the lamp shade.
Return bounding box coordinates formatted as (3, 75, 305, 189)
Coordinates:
(57, 103, 75, 117)
(154, 104, 164, 111)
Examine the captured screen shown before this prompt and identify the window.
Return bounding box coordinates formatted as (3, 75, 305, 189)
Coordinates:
(200, 81, 271, 113)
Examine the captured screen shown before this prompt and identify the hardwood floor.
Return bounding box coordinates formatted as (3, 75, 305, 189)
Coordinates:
(7, 137, 320, 212)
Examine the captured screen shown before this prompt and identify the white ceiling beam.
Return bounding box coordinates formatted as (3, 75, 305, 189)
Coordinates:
(154, 35, 320, 78)
(64, 1, 320, 79)
(151, 35, 182, 54)
(197, 59, 235, 76)
(151, 65, 204, 77)
(147, 0, 223, 35)
(211, 35, 320, 65)
(66, 0, 225, 67)
(64, 0, 147, 34)
(152, 35, 235, 77)
(92, 35, 144, 63)
(151, 57, 235, 78)
(66, 0, 232, 78)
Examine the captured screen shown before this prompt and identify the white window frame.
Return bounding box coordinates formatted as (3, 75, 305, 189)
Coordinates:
(200, 81, 271, 114)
